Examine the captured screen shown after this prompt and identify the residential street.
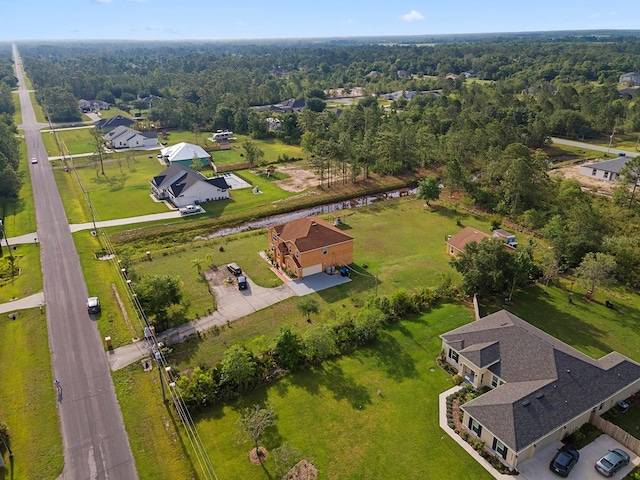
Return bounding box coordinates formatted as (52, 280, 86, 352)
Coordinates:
(551, 137, 640, 157)
(13, 45, 138, 480)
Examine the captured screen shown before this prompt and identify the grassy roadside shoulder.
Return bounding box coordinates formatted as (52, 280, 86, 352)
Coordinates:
(114, 303, 492, 480)
(0, 308, 63, 479)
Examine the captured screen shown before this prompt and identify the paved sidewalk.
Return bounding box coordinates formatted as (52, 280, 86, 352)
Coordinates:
(439, 386, 515, 480)
(5, 232, 39, 245)
(0, 291, 45, 314)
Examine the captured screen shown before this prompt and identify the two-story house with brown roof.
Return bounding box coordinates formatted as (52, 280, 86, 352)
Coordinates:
(268, 216, 353, 278)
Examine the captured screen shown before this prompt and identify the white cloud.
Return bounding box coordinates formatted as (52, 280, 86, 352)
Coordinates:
(95, 0, 113, 4)
(400, 10, 424, 22)
(343, 19, 353, 25)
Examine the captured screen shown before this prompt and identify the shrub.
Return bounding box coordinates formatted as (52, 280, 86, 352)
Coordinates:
(452, 374, 464, 385)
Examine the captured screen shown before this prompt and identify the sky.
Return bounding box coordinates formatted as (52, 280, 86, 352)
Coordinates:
(0, 0, 638, 42)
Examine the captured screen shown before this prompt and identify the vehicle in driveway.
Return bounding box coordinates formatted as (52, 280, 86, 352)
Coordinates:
(550, 445, 579, 477)
(595, 448, 630, 477)
(227, 262, 242, 276)
(237, 275, 248, 290)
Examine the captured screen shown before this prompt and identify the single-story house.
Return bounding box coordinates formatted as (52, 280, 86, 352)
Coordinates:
(267, 216, 354, 278)
(383, 90, 416, 102)
(79, 99, 110, 113)
(446, 226, 491, 256)
(441, 310, 640, 471)
(103, 126, 159, 150)
(620, 72, 640, 86)
(579, 157, 630, 183)
(150, 164, 229, 208)
(270, 98, 305, 113)
(95, 115, 136, 132)
(160, 142, 211, 168)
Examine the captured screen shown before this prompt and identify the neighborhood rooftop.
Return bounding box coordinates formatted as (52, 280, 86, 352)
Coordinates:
(272, 216, 353, 253)
(441, 310, 640, 452)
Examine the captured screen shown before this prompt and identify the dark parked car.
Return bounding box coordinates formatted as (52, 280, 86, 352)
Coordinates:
(617, 400, 630, 413)
(550, 446, 579, 477)
(237, 275, 248, 290)
(595, 448, 630, 477)
(227, 262, 242, 276)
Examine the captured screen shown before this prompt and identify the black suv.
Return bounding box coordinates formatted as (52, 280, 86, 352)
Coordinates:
(550, 446, 579, 477)
(227, 263, 242, 276)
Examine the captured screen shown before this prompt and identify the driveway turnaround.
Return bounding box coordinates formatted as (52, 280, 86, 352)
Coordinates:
(516, 434, 638, 480)
(108, 269, 350, 371)
(288, 272, 352, 296)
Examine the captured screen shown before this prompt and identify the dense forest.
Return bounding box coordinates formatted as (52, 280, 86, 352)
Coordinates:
(0, 48, 20, 217)
(11, 36, 640, 288)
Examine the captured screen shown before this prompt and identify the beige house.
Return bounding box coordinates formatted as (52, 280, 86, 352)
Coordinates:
(441, 310, 640, 471)
(268, 216, 353, 278)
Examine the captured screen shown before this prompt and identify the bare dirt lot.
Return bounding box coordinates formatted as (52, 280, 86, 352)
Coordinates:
(550, 163, 616, 195)
(271, 164, 320, 192)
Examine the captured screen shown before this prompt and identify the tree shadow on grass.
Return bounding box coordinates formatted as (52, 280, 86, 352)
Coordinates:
(480, 285, 615, 358)
(358, 331, 419, 382)
(287, 362, 372, 409)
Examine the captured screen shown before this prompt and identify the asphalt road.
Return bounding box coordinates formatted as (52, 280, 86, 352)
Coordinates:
(13, 45, 138, 479)
(551, 137, 640, 157)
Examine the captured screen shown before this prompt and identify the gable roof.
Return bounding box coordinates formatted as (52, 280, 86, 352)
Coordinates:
(272, 216, 353, 252)
(95, 115, 135, 130)
(441, 310, 640, 452)
(582, 157, 631, 174)
(161, 142, 211, 163)
(446, 226, 491, 252)
(151, 164, 229, 196)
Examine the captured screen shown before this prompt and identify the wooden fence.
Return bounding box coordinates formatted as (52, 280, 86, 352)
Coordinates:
(590, 412, 640, 455)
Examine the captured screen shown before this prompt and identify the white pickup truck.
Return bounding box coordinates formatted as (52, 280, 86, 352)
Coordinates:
(179, 205, 202, 216)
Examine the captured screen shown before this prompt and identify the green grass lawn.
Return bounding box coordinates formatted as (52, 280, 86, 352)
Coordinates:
(0, 308, 63, 479)
(479, 280, 640, 362)
(115, 303, 492, 480)
(42, 127, 96, 157)
(0, 243, 42, 303)
(54, 155, 170, 223)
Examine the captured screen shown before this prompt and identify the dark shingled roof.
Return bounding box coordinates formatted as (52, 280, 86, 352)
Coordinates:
(95, 115, 135, 130)
(272, 216, 353, 253)
(441, 310, 640, 452)
(151, 164, 229, 196)
(582, 157, 631, 174)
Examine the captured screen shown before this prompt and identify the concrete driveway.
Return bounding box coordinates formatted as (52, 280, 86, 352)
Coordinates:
(287, 271, 351, 296)
(517, 435, 638, 479)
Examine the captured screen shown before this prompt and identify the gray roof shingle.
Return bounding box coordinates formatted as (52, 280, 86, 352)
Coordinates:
(442, 310, 640, 452)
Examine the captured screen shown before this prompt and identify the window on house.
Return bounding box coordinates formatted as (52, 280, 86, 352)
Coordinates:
(271, 245, 274, 251)
(492, 438, 507, 459)
(450, 246, 455, 254)
(296, 251, 299, 258)
(323, 247, 328, 255)
(491, 375, 499, 388)
(272, 233, 277, 242)
(599, 403, 604, 411)
(468, 418, 482, 437)
(592, 169, 597, 176)
(604, 171, 609, 179)
(448, 349, 459, 363)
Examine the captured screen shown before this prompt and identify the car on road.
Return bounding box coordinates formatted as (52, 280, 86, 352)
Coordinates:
(31, 157, 38, 164)
(549, 445, 579, 477)
(87, 296, 101, 314)
(595, 448, 630, 477)
(237, 275, 248, 290)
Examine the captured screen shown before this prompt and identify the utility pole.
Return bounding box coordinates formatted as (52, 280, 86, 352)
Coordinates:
(607, 121, 617, 155)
